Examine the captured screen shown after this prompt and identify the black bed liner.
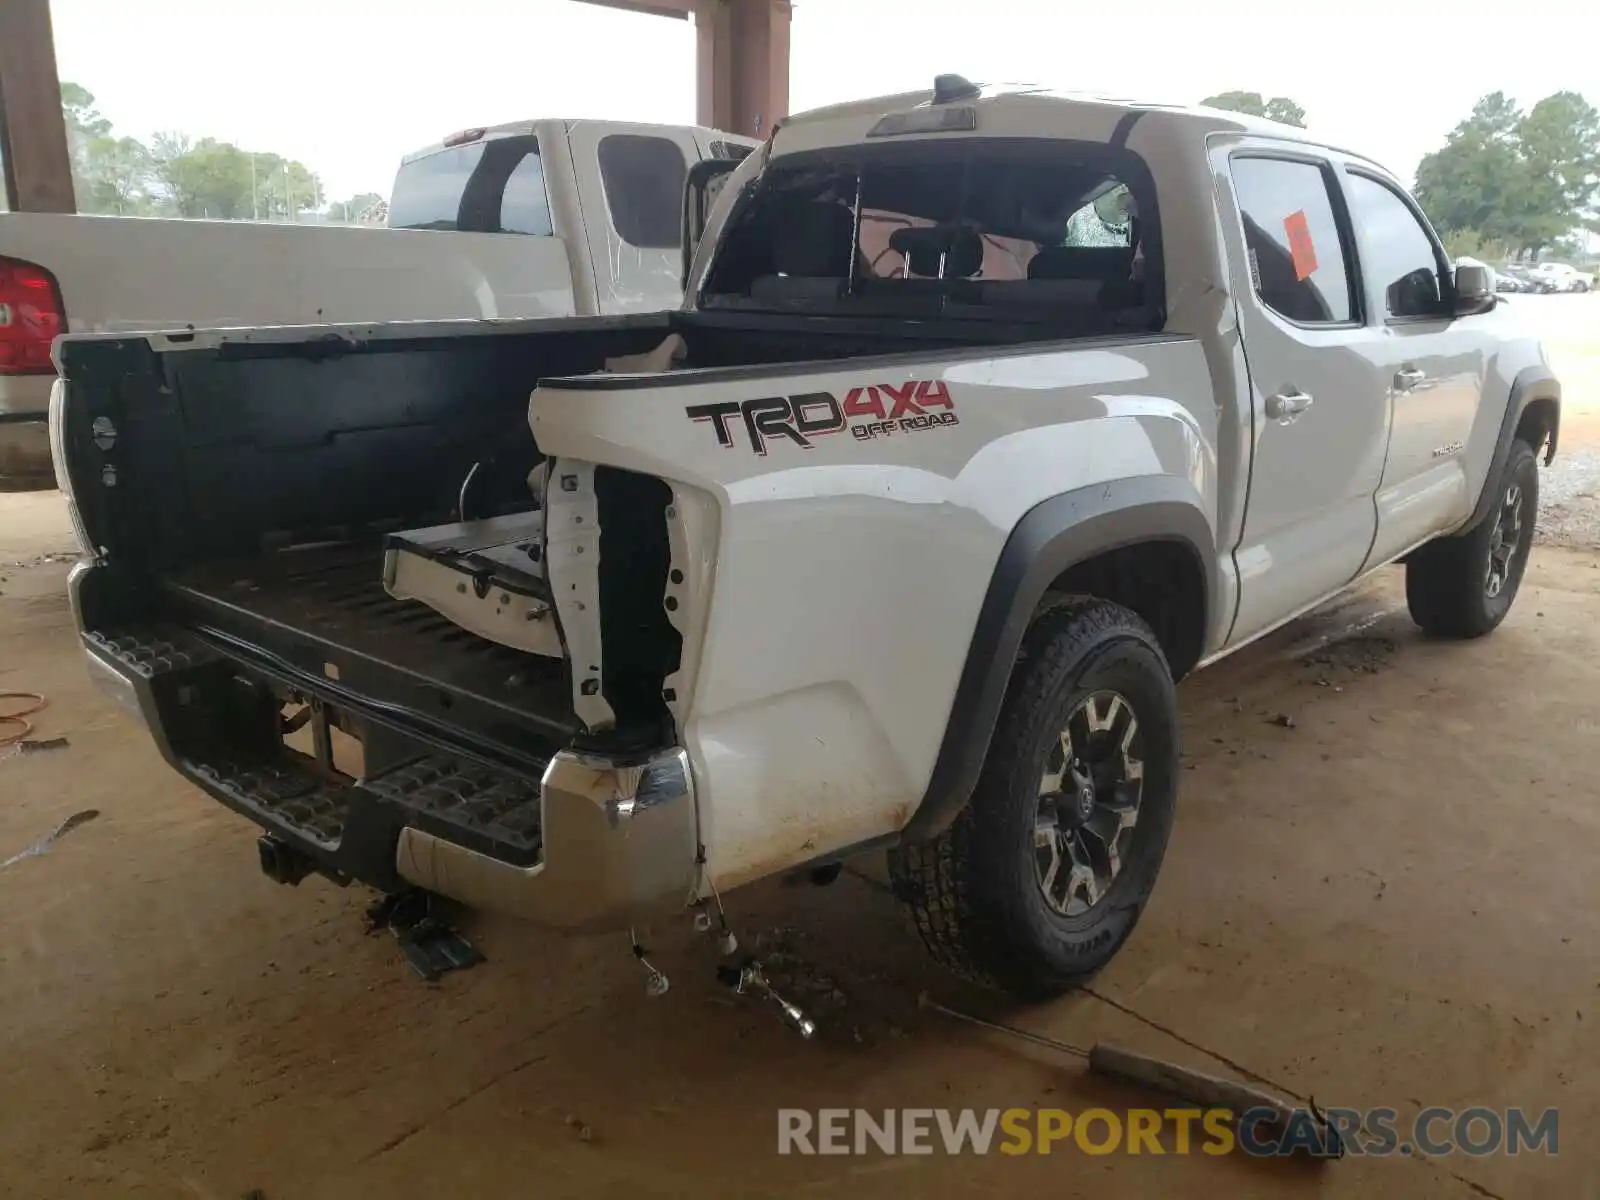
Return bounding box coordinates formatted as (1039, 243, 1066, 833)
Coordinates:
(159, 543, 580, 765)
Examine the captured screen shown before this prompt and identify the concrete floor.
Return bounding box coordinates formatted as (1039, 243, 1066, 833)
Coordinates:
(3, 297, 1597, 1199)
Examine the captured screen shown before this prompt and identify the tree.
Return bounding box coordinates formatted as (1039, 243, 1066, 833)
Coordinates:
(78, 135, 156, 215)
(150, 134, 248, 219)
(148, 135, 323, 221)
(1440, 228, 1511, 263)
(60, 82, 160, 215)
(58, 80, 332, 223)
(1517, 92, 1600, 250)
(252, 154, 325, 221)
(1200, 90, 1307, 128)
(1414, 92, 1530, 248)
(59, 82, 112, 161)
(325, 192, 385, 224)
(1415, 90, 1600, 258)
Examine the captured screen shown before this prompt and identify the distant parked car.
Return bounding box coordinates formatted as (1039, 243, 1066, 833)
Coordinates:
(1494, 265, 1529, 293)
(1504, 265, 1557, 293)
(1527, 263, 1592, 293)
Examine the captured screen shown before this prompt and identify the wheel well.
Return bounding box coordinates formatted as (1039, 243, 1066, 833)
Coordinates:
(1046, 540, 1206, 680)
(1516, 396, 1559, 463)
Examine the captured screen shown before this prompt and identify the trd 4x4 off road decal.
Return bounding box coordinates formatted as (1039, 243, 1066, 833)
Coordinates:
(686, 380, 958, 455)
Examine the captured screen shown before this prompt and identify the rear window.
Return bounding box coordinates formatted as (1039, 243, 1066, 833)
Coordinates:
(389, 135, 553, 235)
(700, 138, 1162, 330)
(597, 134, 688, 248)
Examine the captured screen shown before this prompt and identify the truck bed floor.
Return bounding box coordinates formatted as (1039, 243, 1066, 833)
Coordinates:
(159, 544, 580, 755)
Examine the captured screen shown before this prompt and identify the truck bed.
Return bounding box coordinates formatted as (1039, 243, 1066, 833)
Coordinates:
(161, 542, 581, 767)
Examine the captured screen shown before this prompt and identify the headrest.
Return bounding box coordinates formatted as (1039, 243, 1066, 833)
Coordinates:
(888, 225, 984, 279)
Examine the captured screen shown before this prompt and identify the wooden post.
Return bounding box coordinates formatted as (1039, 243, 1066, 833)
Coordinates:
(0, 0, 75, 213)
(695, 0, 790, 138)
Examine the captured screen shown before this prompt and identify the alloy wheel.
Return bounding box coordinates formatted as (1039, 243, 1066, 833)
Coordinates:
(1486, 481, 1525, 599)
(1034, 690, 1145, 917)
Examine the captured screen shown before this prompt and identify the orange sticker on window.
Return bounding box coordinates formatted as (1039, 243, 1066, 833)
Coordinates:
(1284, 210, 1318, 281)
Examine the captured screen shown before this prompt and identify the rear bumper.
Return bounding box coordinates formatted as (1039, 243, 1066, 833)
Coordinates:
(0, 374, 53, 489)
(394, 750, 697, 930)
(76, 570, 699, 932)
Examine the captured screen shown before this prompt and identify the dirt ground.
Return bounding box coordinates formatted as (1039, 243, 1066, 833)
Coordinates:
(3, 298, 1599, 1199)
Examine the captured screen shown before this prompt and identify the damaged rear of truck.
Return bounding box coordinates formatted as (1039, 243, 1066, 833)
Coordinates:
(54, 84, 1236, 996)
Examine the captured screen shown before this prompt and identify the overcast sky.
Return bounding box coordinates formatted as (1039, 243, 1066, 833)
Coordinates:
(50, 0, 1598, 202)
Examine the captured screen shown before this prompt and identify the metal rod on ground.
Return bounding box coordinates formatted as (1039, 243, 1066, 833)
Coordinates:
(917, 993, 1342, 1160)
(919, 992, 1092, 1058)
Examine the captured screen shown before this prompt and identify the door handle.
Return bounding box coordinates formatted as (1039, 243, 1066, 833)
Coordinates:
(1394, 366, 1427, 392)
(1265, 389, 1313, 420)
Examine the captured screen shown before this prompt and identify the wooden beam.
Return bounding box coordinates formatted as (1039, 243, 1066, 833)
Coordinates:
(694, 0, 790, 137)
(575, 0, 789, 138)
(0, 0, 75, 213)
(577, 0, 693, 18)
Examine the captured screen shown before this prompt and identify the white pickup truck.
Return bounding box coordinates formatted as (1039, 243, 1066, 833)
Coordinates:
(0, 119, 753, 488)
(54, 80, 1559, 1001)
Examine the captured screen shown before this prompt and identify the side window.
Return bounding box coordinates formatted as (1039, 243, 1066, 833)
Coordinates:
(1344, 173, 1444, 319)
(498, 152, 553, 236)
(597, 134, 688, 249)
(1230, 157, 1354, 324)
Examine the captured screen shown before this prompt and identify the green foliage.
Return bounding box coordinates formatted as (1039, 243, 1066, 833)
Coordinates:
(1415, 90, 1600, 257)
(78, 135, 156, 215)
(1200, 90, 1307, 128)
(1441, 228, 1511, 263)
(60, 81, 340, 221)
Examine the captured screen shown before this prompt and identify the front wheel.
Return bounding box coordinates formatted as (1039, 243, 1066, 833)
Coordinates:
(1406, 439, 1538, 638)
(888, 598, 1178, 999)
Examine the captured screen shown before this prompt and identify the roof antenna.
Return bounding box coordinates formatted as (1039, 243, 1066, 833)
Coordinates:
(932, 74, 981, 104)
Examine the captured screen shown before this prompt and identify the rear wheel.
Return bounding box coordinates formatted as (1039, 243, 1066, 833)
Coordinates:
(1406, 439, 1538, 638)
(888, 598, 1178, 999)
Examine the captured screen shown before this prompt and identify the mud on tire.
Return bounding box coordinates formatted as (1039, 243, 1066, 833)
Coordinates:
(888, 598, 1179, 999)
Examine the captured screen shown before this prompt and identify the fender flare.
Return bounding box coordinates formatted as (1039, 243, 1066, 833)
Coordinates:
(1460, 366, 1560, 534)
(902, 476, 1216, 841)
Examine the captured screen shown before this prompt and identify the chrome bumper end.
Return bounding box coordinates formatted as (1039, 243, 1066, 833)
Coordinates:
(395, 746, 699, 932)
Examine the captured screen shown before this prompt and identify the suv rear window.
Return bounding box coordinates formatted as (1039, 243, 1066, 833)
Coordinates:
(597, 134, 688, 248)
(700, 138, 1162, 331)
(389, 135, 553, 235)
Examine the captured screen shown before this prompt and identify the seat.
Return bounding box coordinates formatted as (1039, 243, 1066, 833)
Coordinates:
(1027, 245, 1135, 282)
(774, 201, 857, 277)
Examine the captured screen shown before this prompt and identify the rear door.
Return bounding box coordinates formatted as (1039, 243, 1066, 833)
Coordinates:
(565, 122, 698, 314)
(1219, 147, 1390, 647)
(1340, 168, 1484, 566)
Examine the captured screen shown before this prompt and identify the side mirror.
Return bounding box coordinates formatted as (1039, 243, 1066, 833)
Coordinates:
(1453, 262, 1497, 316)
(681, 157, 739, 292)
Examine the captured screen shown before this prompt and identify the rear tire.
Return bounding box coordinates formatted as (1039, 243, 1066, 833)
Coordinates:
(888, 598, 1178, 999)
(1406, 439, 1538, 638)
